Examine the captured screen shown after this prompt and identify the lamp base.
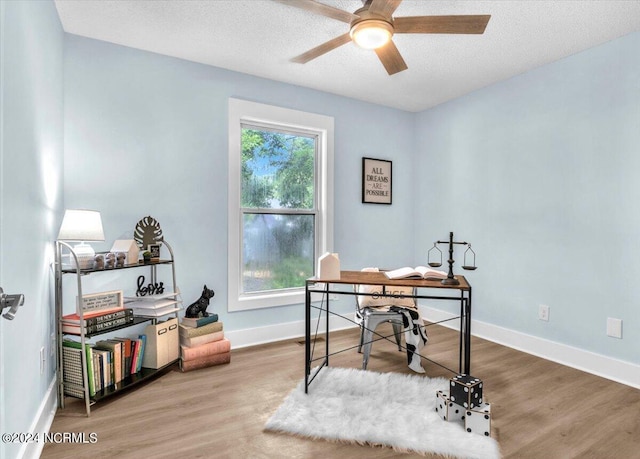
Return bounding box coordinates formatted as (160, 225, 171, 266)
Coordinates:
(72, 242, 95, 270)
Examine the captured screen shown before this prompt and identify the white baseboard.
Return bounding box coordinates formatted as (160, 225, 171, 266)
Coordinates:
(419, 305, 640, 390)
(225, 312, 358, 349)
(19, 376, 58, 459)
(226, 307, 639, 389)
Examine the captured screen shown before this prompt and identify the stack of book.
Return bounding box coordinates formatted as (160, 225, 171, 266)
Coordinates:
(61, 306, 134, 335)
(179, 314, 230, 372)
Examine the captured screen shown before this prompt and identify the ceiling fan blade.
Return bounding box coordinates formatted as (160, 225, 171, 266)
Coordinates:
(367, 0, 403, 18)
(394, 15, 491, 34)
(374, 40, 408, 75)
(272, 0, 358, 24)
(292, 33, 352, 64)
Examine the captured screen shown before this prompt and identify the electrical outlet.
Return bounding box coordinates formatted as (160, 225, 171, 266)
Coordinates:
(538, 304, 550, 321)
(607, 318, 622, 339)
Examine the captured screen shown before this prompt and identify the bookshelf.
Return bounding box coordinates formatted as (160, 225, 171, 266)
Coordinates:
(54, 240, 181, 416)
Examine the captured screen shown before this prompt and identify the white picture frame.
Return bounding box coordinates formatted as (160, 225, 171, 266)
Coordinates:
(76, 290, 124, 315)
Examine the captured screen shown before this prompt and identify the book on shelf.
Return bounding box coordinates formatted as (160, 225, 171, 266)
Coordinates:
(113, 337, 133, 379)
(61, 307, 133, 326)
(181, 314, 218, 328)
(384, 266, 447, 280)
(130, 338, 145, 375)
(180, 351, 231, 372)
(180, 330, 224, 348)
(94, 349, 113, 388)
(135, 335, 146, 373)
(61, 315, 135, 335)
(94, 340, 123, 384)
(112, 339, 126, 381)
(93, 348, 110, 390)
(92, 351, 102, 393)
(179, 321, 223, 338)
(129, 339, 138, 375)
(181, 338, 230, 361)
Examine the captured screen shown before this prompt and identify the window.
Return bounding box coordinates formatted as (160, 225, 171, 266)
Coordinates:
(228, 99, 334, 311)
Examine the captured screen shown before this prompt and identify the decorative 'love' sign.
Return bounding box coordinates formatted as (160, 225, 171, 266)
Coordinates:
(136, 275, 165, 297)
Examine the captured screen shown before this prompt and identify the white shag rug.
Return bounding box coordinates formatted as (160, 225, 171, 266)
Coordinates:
(265, 367, 501, 458)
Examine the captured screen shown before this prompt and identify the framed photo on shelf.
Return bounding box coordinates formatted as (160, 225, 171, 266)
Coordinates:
(362, 157, 392, 205)
(148, 243, 161, 261)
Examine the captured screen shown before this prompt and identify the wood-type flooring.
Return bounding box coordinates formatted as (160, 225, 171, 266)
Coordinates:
(42, 324, 639, 459)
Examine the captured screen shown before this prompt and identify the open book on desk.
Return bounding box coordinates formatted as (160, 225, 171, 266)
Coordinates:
(384, 266, 447, 280)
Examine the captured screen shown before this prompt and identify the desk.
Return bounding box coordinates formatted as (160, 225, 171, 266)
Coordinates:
(304, 270, 472, 393)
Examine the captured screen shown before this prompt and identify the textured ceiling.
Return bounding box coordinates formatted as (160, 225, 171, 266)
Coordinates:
(54, 0, 640, 112)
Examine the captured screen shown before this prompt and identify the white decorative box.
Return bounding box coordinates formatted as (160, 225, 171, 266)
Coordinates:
(110, 239, 140, 265)
(141, 317, 179, 369)
(465, 402, 492, 437)
(317, 252, 340, 279)
(435, 389, 465, 422)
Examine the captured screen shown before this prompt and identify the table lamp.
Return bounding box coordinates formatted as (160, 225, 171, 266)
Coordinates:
(57, 209, 105, 270)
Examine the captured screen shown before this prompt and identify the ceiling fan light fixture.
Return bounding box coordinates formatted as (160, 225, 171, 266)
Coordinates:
(350, 20, 393, 50)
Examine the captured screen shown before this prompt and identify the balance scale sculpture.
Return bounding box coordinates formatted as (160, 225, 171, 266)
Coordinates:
(427, 232, 477, 286)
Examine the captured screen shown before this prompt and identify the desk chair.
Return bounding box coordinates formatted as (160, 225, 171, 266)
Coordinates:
(355, 284, 416, 370)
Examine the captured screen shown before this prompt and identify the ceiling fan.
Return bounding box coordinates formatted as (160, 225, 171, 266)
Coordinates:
(274, 0, 491, 75)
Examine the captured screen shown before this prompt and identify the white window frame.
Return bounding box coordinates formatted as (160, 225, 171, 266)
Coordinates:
(228, 98, 334, 312)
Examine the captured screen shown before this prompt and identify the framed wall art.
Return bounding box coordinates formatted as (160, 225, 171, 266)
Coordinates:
(362, 157, 392, 204)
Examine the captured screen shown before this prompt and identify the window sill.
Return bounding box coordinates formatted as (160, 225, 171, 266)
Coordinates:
(228, 288, 305, 312)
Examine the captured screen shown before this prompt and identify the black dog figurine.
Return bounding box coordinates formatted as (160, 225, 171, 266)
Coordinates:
(185, 285, 215, 318)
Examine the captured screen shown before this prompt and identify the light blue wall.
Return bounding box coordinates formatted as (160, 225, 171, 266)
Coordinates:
(62, 35, 417, 330)
(414, 32, 640, 364)
(0, 1, 64, 458)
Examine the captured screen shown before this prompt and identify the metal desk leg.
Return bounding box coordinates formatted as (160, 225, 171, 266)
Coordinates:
(325, 283, 330, 367)
(457, 290, 472, 375)
(465, 289, 472, 375)
(305, 284, 311, 394)
(458, 292, 465, 373)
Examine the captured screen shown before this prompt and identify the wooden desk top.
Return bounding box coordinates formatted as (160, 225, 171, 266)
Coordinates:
(309, 270, 471, 291)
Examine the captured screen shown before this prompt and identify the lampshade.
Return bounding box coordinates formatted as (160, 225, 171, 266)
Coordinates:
(58, 209, 105, 242)
(58, 209, 105, 270)
(350, 20, 393, 50)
